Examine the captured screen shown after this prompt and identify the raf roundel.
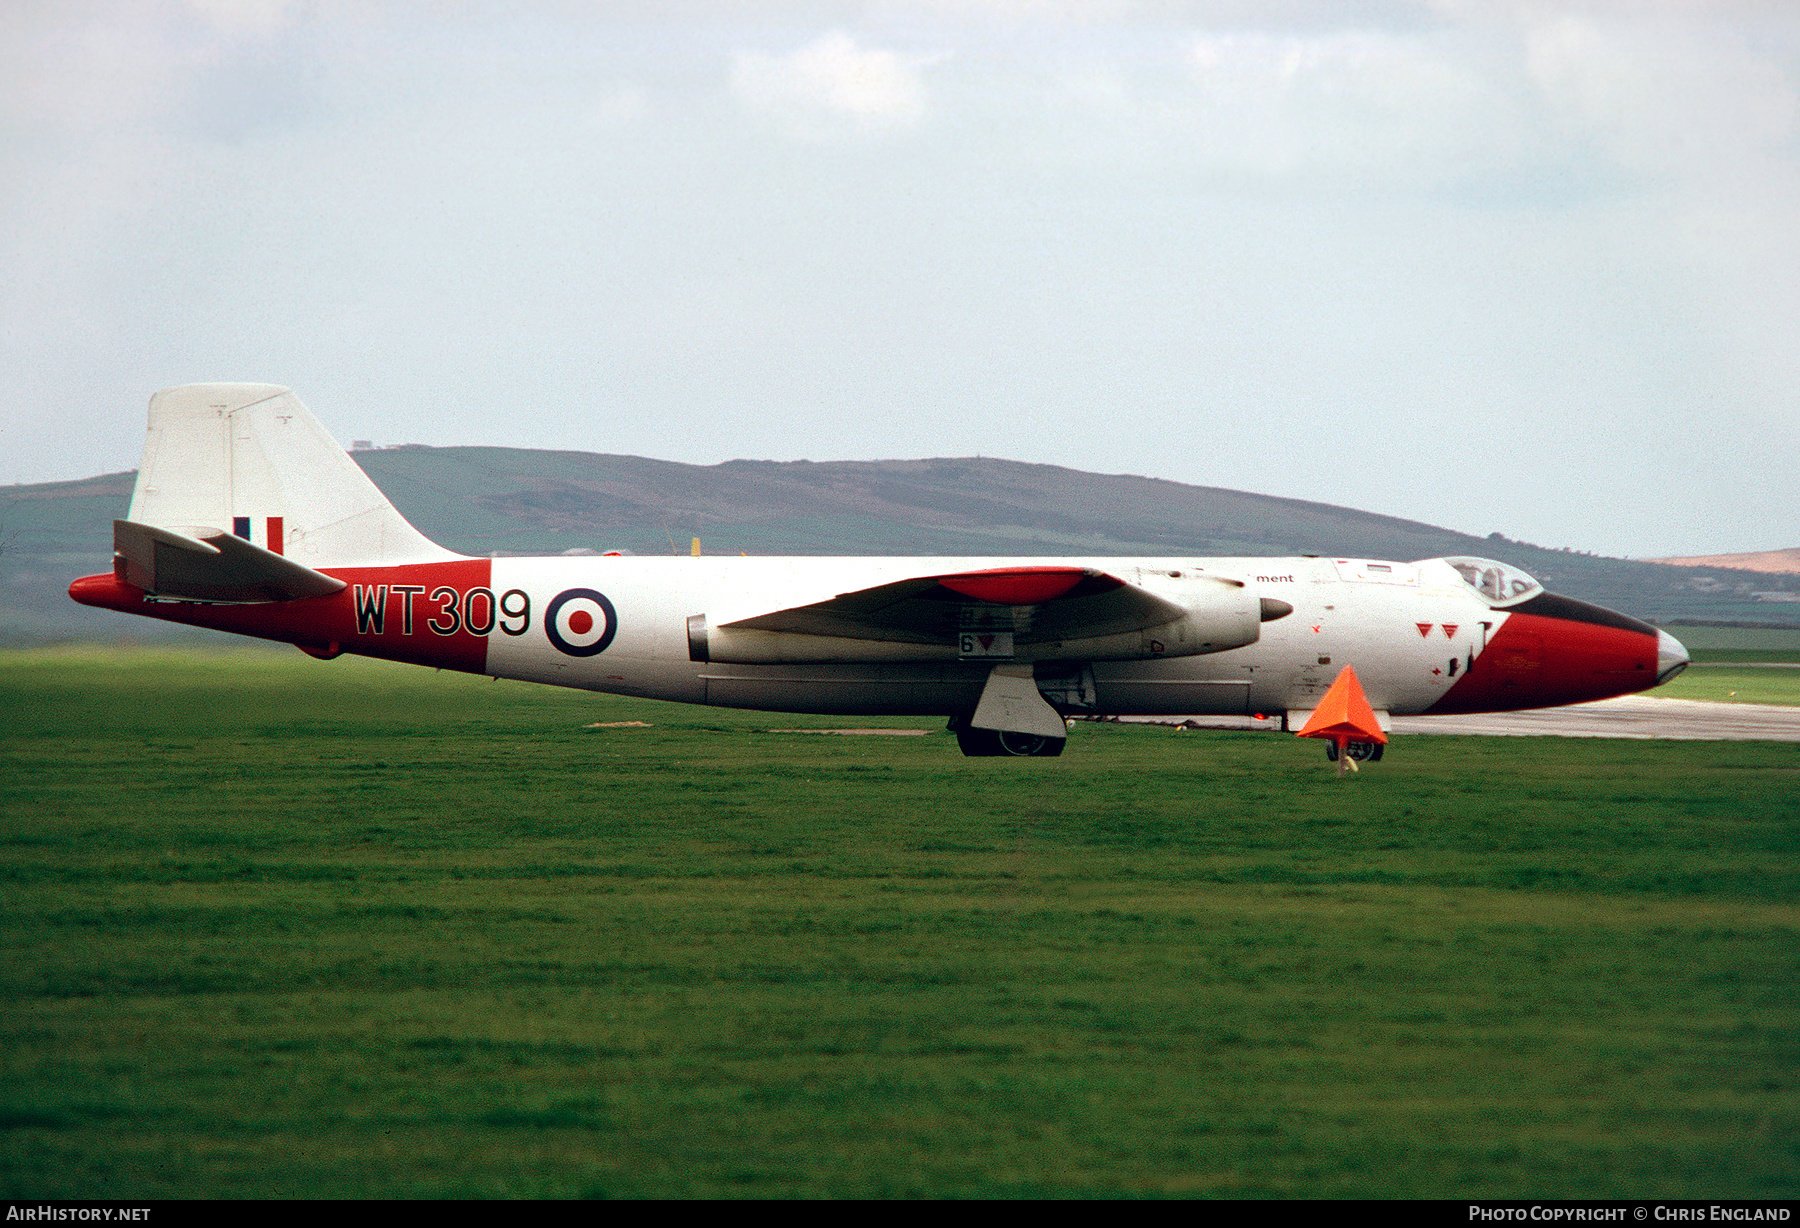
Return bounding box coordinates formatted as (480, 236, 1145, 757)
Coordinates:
(545, 588, 618, 657)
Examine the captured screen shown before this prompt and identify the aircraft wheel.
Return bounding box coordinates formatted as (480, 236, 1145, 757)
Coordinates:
(954, 726, 1004, 756)
(1347, 741, 1384, 762)
(996, 730, 1065, 757)
(951, 722, 1066, 757)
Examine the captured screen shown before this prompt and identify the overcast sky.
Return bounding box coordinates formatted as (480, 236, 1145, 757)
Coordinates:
(3, 0, 1796, 558)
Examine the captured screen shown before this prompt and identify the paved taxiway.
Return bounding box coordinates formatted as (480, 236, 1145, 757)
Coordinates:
(1388, 694, 1800, 742)
(1125, 696, 1800, 742)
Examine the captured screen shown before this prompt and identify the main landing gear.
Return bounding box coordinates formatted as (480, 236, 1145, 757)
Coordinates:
(948, 716, 1066, 757)
(1324, 740, 1384, 763)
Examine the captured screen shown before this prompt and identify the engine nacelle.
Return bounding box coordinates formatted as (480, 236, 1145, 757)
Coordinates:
(692, 577, 1267, 665)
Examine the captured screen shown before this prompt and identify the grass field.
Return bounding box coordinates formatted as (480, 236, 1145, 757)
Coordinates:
(1663, 625, 1800, 653)
(3, 647, 1797, 1198)
(1665, 625, 1800, 668)
(1627, 624, 1800, 705)
(1661, 667, 1800, 706)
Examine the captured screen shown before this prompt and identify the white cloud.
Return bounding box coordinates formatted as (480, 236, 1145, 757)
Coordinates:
(3, 2, 1797, 555)
(1185, 29, 1518, 184)
(592, 83, 648, 127)
(1525, 13, 1798, 185)
(185, 0, 297, 39)
(731, 31, 932, 138)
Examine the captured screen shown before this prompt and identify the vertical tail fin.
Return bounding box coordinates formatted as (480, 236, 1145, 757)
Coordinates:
(128, 384, 457, 567)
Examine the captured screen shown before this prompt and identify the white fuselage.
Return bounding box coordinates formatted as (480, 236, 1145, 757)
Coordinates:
(480, 554, 1497, 717)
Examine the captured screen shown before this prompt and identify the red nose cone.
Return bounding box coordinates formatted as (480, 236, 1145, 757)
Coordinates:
(1425, 599, 1661, 715)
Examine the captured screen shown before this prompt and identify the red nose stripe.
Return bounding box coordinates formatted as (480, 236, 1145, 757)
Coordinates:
(1425, 612, 1659, 714)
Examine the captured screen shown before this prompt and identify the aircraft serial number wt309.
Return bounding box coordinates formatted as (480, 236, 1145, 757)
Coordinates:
(349, 584, 530, 638)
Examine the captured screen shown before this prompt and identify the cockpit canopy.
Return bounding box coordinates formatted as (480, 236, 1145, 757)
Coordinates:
(1437, 556, 1544, 606)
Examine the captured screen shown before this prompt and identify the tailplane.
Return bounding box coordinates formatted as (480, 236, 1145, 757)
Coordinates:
(127, 384, 456, 569)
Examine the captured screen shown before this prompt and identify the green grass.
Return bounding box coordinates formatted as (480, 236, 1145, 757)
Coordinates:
(3, 647, 1797, 1198)
(1660, 666, 1800, 706)
(1663, 625, 1800, 688)
(1662, 625, 1800, 654)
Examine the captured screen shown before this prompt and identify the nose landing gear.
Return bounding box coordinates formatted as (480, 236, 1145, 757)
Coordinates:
(1324, 740, 1384, 763)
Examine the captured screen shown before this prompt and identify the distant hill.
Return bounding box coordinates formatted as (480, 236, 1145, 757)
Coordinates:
(4, 446, 1795, 644)
(1649, 547, 1800, 575)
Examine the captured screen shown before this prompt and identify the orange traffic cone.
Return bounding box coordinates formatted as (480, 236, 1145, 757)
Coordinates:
(1296, 665, 1387, 774)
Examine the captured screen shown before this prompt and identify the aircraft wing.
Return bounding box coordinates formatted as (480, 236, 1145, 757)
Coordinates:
(113, 519, 347, 603)
(719, 565, 1191, 646)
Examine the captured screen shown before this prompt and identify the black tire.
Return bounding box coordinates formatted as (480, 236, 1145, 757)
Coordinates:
(1347, 741, 1383, 762)
(952, 722, 1066, 757)
(996, 730, 1065, 757)
(955, 725, 1004, 756)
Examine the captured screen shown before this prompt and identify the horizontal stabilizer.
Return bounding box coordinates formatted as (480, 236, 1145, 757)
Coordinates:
(113, 519, 347, 603)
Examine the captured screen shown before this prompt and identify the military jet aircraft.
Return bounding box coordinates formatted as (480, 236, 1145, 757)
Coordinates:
(70, 385, 1689, 757)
